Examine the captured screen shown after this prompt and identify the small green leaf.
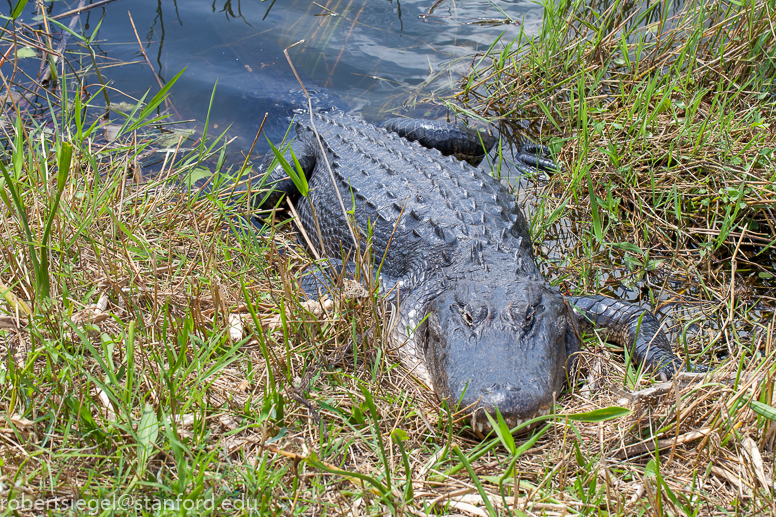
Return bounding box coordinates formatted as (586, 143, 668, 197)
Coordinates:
(393, 432, 414, 502)
(573, 440, 585, 467)
(750, 400, 776, 420)
(623, 255, 643, 272)
(654, 96, 671, 114)
(289, 149, 309, 196)
(391, 429, 409, 442)
(562, 406, 631, 422)
(11, 0, 28, 19)
(646, 258, 664, 271)
(266, 426, 287, 444)
(56, 142, 72, 191)
(610, 242, 643, 254)
(645, 458, 658, 478)
(137, 404, 159, 478)
(185, 167, 212, 186)
(348, 406, 365, 425)
(66, 396, 99, 431)
(586, 169, 603, 243)
(484, 407, 515, 453)
(0, 178, 11, 210)
(16, 47, 36, 59)
(265, 137, 309, 197)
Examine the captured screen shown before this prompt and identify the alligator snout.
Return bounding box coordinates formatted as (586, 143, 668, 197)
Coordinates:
(477, 382, 523, 412)
(470, 381, 555, 434)
(482, 381, 521, 394)
(470, 378, 554, 426)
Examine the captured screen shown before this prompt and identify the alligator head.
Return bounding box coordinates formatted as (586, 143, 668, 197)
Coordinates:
(424, 273, 579, 434)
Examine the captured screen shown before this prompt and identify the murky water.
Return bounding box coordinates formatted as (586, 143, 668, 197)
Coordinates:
(19, 0, 546, 157)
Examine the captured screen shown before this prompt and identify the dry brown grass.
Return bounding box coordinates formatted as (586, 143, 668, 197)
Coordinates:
(2, 0, 776, 515)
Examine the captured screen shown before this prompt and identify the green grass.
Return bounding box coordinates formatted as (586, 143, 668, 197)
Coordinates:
(2, 0, 776, 515)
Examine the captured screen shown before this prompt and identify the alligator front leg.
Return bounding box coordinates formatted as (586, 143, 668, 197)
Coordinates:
(567, 295, 690, 380)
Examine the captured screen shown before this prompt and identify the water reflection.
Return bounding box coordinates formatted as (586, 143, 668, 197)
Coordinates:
(28, 0, 544, 158)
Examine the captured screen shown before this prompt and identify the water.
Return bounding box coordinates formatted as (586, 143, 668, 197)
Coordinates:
(19, 0, 547, 157)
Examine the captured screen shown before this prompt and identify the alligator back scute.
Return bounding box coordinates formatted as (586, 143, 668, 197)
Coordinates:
(292, 111, 539, 290)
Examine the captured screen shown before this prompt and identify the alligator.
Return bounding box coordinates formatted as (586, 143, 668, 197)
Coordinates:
(252, 110, 695, 434)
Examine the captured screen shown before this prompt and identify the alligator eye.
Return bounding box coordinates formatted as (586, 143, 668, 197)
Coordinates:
(523, 305, 535, 331)
(508, 303, 538, 331)
(509, 303, 526, 322)
(462, 303, 488, 326)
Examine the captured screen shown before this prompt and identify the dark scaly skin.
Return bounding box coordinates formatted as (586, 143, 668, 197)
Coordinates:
(518, 144, 560, 172)
(379, 118, 497, 166)
(568, 295, 685, 379)
(252, 111, 696, 431)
